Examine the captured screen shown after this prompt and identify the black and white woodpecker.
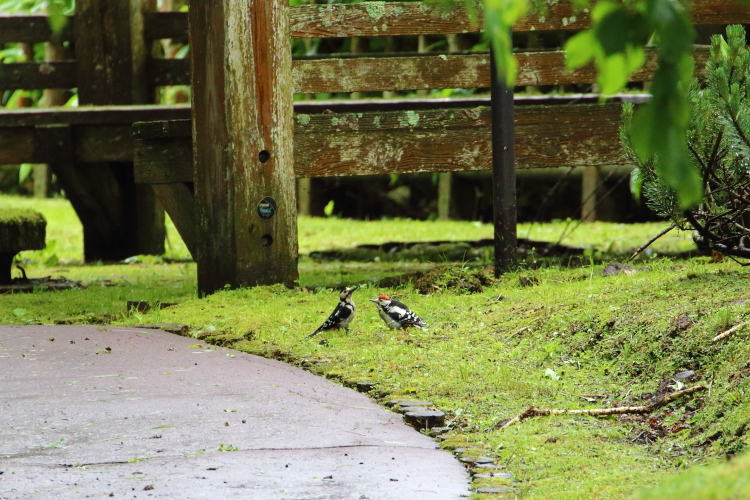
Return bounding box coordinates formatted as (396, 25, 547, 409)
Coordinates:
(369, 295, 426, 329)
(308, 286, 358, 337)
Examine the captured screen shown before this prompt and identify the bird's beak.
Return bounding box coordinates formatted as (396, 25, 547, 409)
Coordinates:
(369, 299, 378, 303)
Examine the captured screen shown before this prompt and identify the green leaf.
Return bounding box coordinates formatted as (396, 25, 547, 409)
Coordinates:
(564, 31, 597, 70)
(18, 163, 32, 184)
(47, 0, 68, 36)
(323, 200, 335, 217)
(594, 8, 651, 57)
(13, 308, 28, 317)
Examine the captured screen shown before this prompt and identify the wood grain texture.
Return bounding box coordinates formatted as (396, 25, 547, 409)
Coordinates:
(132, 103, 627, 184)
(0, 105, 190, 127)
(74, 0, 136, 104)
(297, 104, 626, 173)
(0, 46, 710, 92)
(292, 47, 710, 94)
(0, 15, 74, 43)
(190, 0, 298, 293)
(288, 0, 750, 38)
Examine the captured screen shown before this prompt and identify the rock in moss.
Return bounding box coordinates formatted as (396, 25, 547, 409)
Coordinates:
(0, 209, 46, 253)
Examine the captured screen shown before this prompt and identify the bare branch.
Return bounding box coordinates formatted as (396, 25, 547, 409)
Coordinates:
(712, 321, 747, 342)
(629, 223, 677, 261)
(497, 385, 708, 430)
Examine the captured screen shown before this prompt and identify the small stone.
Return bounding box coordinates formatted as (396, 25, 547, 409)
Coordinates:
(493, 471, 513, 479)
(474, 486, 515, 494)
(404, 409, 445, 429)
(473, 473, 492, 479)
(473, 456, 495, 464)
(428, 426, 451, 436)
(474, 464, 505, 470)
(454, 447, 480, 454)
(387, 400, 432, 408)
(674, 370, 695, 381)
(356, 382, 377, 393)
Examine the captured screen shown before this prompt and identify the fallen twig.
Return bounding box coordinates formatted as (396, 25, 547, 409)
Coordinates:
(498, 385, 708, 430)
(507, 326, 529, 340)
(712, 321, 747, 342)
(629, 223, 677, 261)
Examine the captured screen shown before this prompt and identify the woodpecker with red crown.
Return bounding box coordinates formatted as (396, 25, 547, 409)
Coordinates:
(369, 295, 426, 329)
(308, 286, 358, 337)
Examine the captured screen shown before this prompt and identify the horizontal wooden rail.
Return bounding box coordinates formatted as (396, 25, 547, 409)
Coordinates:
(293, 46, 710, 93)
(2, 0, 747, 46)
(132, 103, 627, 184)
(0, 61, 76, 90)
(0, 15, 74, 43)
(0, 46, 711, 93)
(0, 105, 190, 164)
(288, 0, 748, 37)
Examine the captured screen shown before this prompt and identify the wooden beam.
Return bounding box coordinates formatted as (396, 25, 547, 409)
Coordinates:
(292, 47, 710, 94)
(0, 105, 190, 127)
(0, 62, 76, 90)
(132, 103, 628, 184)
(288, 0, 750, 38)
(581, 165, 600, 222)
(71, 0, 164, 260)
(190, 0, 298, 294)
(0, 15, 74, 44)
(152, 183, 197, 258)
(21, 45, 702, 92)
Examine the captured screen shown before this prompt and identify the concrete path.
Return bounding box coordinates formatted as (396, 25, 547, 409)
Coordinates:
(0, 325, 469, 499)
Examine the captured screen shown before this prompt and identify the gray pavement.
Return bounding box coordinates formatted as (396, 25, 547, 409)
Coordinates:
(0, 325, 469, 499)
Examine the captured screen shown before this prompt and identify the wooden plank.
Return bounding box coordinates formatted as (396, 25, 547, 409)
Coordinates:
(132, 103, 627, 184)
(0, 105, 190, 127)
(292, 47, 710, 94)
(190, 0, 298, 294)
(0, 62, 77, 90)
(0, 48, 707, 94)
(75, 0, 137, 105)
(0, 127, 34, 164)
(289, 0, 750, 38)
(75, 125, 135, 162)
(71, 0, 165, 260)
(143, 11, 188, 40)
(151, 183, 197, 258)
(0, 15, 74, 44)
(134, 136, 193, 182)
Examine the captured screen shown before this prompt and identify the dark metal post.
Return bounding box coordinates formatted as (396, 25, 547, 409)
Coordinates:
(490, 46, 518, 276)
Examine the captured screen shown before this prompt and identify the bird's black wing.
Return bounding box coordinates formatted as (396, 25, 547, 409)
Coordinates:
(309, 303, 351, 337)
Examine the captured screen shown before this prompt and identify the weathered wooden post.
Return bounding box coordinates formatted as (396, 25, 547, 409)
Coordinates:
(56, 0, 165, 261)
(491, 45, 518, 275)
(189, 0, 299, 295)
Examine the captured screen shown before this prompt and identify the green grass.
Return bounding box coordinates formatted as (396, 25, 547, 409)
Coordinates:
(0, 195, 696, 265)
(2, 194, 749, 499)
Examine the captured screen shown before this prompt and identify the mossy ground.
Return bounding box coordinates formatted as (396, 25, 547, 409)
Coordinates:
(1, 195, 748, 499)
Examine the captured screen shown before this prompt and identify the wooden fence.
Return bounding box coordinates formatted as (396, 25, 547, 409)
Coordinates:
(2, 0, 749, 294)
